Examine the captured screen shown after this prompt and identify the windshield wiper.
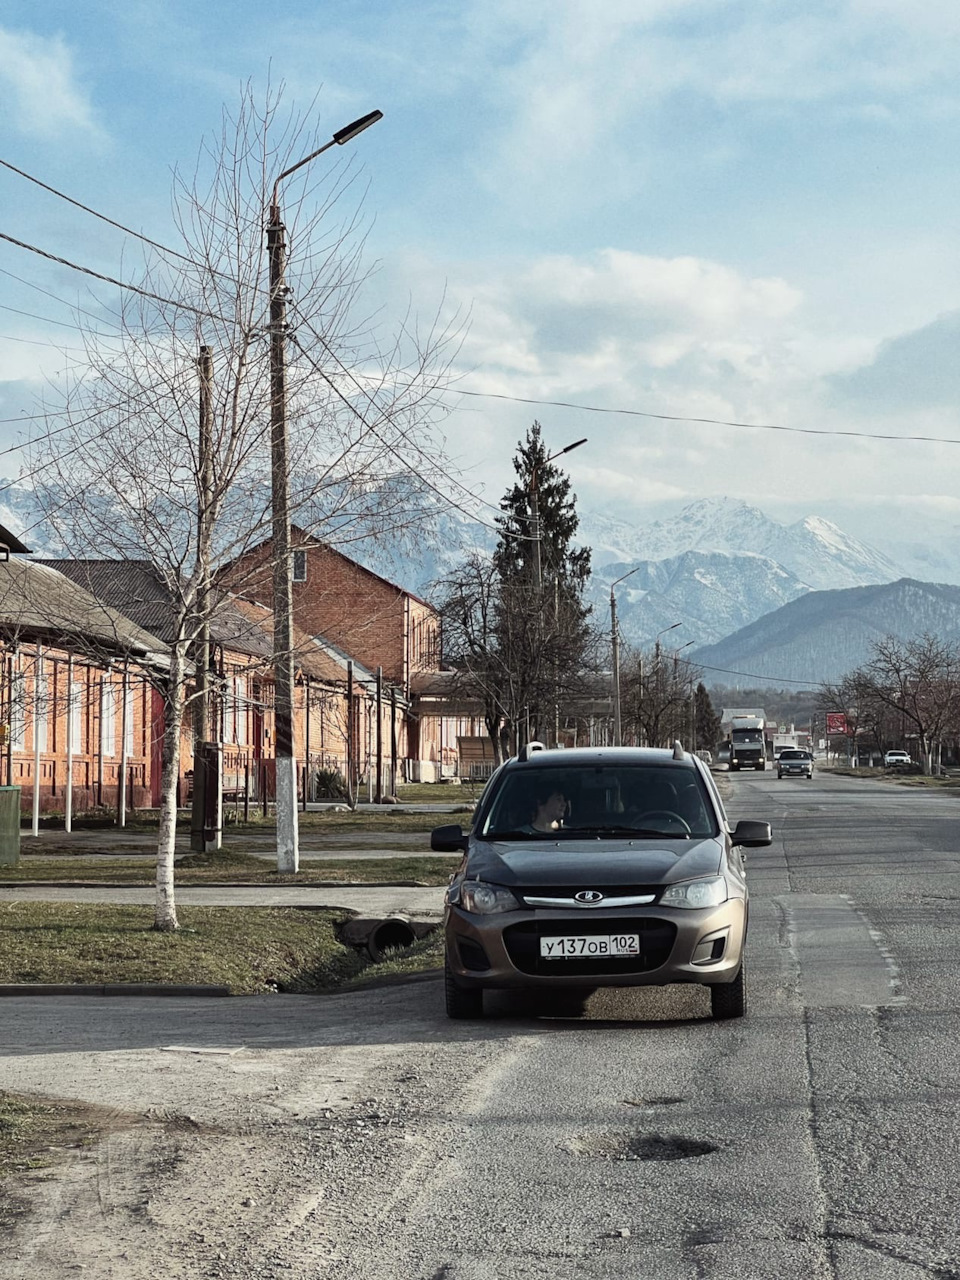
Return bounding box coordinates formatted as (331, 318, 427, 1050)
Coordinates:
(483, 829, 558, 841)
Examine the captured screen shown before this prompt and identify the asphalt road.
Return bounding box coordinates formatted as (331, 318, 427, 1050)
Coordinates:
(4, 769, 960, 1279)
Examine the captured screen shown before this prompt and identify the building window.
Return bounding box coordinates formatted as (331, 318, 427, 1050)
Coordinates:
(34, 664, 47, 753)
(70, 680, 82, 749)
(124, 685, 134, 757)
(10, 672, 25, 752)
(101, 679, 117, 757)
(292, 550, 307, 582)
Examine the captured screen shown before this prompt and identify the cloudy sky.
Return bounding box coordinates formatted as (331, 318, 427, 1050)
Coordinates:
(2, 0, 960, 549)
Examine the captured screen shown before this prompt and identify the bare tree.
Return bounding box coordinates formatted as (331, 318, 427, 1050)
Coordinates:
(821, 634, 960, 773)
(620, 645, 701, 749)
(27, 87, 460, 930)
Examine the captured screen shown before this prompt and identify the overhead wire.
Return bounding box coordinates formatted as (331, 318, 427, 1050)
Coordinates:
(0, 229, 234, 325)
(453, 388, 960, 448)
(287, 300, 534, 538)
(287, 329, 517, 539)
(3, 159, 959, 451)
(0, 156, 201, 270)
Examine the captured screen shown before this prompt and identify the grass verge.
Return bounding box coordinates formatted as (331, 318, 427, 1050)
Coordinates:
(0, 851, 460, 886)
(0, 902, 441, 994)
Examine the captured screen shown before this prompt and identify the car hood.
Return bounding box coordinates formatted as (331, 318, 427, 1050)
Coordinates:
(465, 837, 724, 886)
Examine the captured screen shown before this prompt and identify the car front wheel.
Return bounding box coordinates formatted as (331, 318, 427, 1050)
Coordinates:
(710, 963, 746, 1020)
(445, 957, 484, 1019)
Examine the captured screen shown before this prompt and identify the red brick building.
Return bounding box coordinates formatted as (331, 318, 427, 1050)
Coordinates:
(223, 529, 474, 781)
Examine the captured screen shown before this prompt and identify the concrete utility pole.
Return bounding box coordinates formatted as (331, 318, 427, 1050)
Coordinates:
(267, 204, 299, 872)
(267, 109, 383, 872)
(191, 344, 214, 853)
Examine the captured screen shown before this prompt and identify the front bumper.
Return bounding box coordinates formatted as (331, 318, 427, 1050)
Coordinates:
(445, 898, 747, 990)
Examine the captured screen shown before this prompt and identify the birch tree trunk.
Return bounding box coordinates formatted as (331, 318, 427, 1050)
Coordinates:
(155, 640, 189, 932)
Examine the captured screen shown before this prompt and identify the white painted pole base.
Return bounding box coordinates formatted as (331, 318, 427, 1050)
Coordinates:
(275, 756, 300, 873)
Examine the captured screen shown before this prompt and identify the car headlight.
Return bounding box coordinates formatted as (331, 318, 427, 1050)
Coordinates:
(459, 881, 521, 915)
(660, 876, 728, 909)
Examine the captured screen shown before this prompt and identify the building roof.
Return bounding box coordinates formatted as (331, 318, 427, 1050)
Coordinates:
(0, 558, 169, 662)
(34, 560, 180, 643)
(34, 559, 281, 664)
(0, 522, 31, 556)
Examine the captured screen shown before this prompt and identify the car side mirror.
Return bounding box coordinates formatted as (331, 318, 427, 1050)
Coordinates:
(431, 823, 469, 853)
(731, 819, 772, 848)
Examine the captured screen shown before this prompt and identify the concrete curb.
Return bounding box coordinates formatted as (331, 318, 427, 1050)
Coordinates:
(0, 983, 232, 997)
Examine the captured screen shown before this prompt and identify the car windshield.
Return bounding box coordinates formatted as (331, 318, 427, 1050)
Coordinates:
(781, 751, 809, 760)
(478, 763, 719, 840)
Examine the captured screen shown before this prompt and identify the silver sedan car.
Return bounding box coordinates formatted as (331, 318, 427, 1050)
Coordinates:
(433, 745, 772, 1021)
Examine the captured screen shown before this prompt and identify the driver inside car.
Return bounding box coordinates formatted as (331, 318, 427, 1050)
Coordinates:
(520, 785, 568, 833)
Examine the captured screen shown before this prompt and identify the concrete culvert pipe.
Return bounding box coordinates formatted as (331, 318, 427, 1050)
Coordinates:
(367, 916, 418, 962)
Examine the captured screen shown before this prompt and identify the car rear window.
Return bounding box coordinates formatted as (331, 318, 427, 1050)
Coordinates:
(478, 764, 719, 840)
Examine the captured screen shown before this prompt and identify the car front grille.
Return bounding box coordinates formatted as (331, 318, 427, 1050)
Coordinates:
(502, 918, 677, 976)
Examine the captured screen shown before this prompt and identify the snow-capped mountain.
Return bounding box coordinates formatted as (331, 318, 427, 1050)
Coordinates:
(618, 497, 902, 591)
(3, 471, 933, 665)
(589, 549, 811, 647)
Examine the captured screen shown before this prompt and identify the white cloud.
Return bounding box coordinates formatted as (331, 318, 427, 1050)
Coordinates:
(0, 26, 100, 138)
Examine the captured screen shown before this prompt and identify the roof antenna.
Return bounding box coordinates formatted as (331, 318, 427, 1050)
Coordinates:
(673, 741, 685, 760)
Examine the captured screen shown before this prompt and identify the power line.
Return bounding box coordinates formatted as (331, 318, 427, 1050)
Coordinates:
(0, 156, 199, 268)
(0, 229, 230, 324)
(455, 387, 960, 448)
(677, 655, 819, 687)
(287, 330, 520, 539)
(0, 263, 124, 331)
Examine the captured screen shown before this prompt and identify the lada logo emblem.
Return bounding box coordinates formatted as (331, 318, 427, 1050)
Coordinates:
(575, 890, 604, 903)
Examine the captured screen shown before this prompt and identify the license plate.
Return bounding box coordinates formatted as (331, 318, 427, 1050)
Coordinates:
(539, 934, 640, 959)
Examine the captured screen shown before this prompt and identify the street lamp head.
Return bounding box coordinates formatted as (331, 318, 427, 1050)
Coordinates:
(333, 109, 384, 145)
(611, 564, 643, 593)
(557, 437, 588, 457)
(273, 110, 384, 213)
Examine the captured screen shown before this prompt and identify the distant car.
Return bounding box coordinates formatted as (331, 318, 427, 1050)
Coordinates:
(777, 749, 814, 780)
(433, 744, 772, 1022)
(884, 750, 912, 769)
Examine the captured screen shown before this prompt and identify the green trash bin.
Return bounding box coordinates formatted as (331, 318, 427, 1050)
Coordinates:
(0, 786, 21, 867)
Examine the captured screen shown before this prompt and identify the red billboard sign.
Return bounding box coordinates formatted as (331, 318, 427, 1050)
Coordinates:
(826, 712, 848, 736)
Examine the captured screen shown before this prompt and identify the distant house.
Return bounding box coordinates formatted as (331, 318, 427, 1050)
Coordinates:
(1, 532, 169, 817)
(39, 558, 414, 801)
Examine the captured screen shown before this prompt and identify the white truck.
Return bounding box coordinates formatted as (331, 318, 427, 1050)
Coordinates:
(729, 713, 766, 771)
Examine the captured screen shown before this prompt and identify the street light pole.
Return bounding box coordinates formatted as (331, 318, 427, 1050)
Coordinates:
(528, 436, 587, 593)
(268, 109, 382, 873)
(526, 436, 586, 747)
(653, 622, 682, 748)
(609, 565, 643, 747)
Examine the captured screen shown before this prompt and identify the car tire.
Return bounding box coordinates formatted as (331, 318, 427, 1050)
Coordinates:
(710, 963, 746, 1020)
(445, 957, 483, 1019)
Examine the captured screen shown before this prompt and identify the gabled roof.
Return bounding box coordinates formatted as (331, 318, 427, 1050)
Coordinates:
(0, 521, 30, 556)
(231, 526, 437, 613)
(34, 559, 179, 643)
(34, 559, 278, 663)
(0, 558, 168, 663)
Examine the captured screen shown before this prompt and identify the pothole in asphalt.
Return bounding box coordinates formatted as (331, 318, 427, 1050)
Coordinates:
(623, 1095, 687, 1108)
(563, 1131, 718, 1161)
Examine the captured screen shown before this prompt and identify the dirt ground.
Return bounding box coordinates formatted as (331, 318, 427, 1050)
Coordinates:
(0, 978, 497, 1280)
